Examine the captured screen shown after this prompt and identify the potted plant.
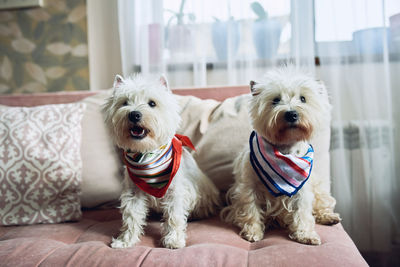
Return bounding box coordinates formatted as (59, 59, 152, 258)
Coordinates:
(164, 0, 195, 60)
(211, 17, 240, 61)
(251, 2, 282, 59)
(352, 27, 391, 56)
(389, 13, 400, 53)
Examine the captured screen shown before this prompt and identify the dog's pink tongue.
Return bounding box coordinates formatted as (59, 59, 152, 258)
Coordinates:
(131, 127, 144, 136)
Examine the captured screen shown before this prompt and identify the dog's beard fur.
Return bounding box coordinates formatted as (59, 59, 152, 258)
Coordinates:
(222, 67, 340, 246)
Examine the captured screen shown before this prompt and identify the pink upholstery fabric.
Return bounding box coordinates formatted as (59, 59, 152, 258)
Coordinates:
(0, 209, 367, 266)
(0, 91, 97, 107)
(174, 85, 249, 101)
(0, 86, 249, 107)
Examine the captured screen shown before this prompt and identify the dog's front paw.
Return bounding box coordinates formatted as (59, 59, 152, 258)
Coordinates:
(161, 231, 186, 249)
(315, 212, 341, 225)
(111, 238, 132, 249)
(240, 223, 264, 242)
(110, 233, 139, 249)
(289, 230, 321, 245)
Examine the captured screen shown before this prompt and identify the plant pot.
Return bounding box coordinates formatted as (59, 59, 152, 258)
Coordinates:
(389, 13, 400, 38)
(389, 13, 400, 53)
(165, 24, 194, 60)
(211, 21, 240, 61)
(252, 19, 281, 59)
(148, 23, 162, 65)
(352, 27, 391, 55)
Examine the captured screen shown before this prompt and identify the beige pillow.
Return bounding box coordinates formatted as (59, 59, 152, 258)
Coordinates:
(0, 103, 85, 225)
(176, 95, 220, 143)
(178, 94, 252, 191)
(79, 90, 123, 208)
(177, 93, 331, 192)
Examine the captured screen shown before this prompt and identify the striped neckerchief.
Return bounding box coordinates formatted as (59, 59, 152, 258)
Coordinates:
(123, 134, 195, 198)
(249, 131, 314, 197)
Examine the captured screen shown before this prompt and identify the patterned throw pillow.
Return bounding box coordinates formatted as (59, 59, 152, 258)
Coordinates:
(0, 103, 85, 225)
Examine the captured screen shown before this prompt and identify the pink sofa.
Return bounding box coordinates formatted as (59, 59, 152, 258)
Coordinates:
(0, 87, 367, 267)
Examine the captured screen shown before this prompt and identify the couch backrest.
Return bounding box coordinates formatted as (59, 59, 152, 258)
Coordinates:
(0, 86, 249, 107)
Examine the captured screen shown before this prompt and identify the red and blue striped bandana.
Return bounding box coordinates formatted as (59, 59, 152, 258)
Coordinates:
(249, 131, 314, 197)
(123, 134, 195, 198)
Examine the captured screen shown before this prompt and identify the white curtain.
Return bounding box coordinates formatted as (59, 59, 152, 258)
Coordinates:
(117, 0, 400, 252)
(315, 0, 400, 252)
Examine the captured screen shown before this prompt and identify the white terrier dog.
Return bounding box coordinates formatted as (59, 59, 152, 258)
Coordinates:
(103, 74, 220, 249)
(221, 67, 341, 245)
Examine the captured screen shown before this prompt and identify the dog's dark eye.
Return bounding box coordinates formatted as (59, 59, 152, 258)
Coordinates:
(300, 96, 306, 103)
(148, 100, 156, 107)
(272, 97, 281, 105)
(122, 100, 128, 106)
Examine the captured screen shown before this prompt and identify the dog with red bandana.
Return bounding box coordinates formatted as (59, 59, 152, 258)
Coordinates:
(103, 74, 220, 249)
(221, 67, 341, 245)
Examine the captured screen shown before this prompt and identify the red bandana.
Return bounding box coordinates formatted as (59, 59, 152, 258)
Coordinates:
(123, 134, 195, 198)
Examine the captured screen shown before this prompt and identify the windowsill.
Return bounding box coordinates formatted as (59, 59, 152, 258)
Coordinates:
(133, 54, 400, 73)
(316, 54, 400, 65)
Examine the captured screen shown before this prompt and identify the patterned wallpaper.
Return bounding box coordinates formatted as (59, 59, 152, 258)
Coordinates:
(0, 0, 89, 94)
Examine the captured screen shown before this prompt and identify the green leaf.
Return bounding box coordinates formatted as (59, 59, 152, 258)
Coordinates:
(46, 21, 64, 38)
(32, 38, 61, 67)
(48, 77, 67, 92)
(66, 0, 82, 9)
(63, 23, 74, 43)
(0, 44, 26, 62)
(33, 55, 60, 68)
(49, 14, 67, 25)
(34, 21, 45, 40)
(212, 16, 220, 22)
(71, 76, 89, 91)
(71, 24, 87, 42)
(13, 61, 24, 87)
(17, 12, 32, 39)
(188, 13, 196, 22)
(32, 41, 46, 60)
(63, 57, 88, 69)
(251, 2, 268, 21)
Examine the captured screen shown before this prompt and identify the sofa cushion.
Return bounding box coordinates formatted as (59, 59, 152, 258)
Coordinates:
(79, 91, 123, 208)
(0, 209, 367, 266)
(0, 103, 85, 225)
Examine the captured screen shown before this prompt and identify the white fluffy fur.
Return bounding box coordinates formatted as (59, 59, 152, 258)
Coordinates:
(221, 67, 341, 245)
(103, 74, 220, 249)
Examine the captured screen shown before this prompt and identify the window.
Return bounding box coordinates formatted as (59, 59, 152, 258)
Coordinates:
(162, 0, 292, 64)
(314, 0, 400, 59)
(119, 0, 400, 86)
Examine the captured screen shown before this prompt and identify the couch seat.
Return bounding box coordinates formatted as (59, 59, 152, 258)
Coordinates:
(0, 209, 367, 266)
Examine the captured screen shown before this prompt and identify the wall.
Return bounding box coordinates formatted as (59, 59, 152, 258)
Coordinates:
(0, 0, 89, 94)
(87, 0, 122, 90)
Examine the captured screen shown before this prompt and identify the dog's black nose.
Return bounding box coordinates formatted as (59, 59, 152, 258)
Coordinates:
(129, 111, 142, 123)
(284, 110, 299, 123)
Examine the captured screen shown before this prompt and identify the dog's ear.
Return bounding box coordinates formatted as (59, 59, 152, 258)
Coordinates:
(113, 75, 125, 89)
(250, 80, 260, 96)
(160, 74, 170, 91)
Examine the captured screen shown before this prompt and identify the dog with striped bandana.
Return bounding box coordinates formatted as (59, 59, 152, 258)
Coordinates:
(104, 74, 220, 249)
(221, 67, 341, 245)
